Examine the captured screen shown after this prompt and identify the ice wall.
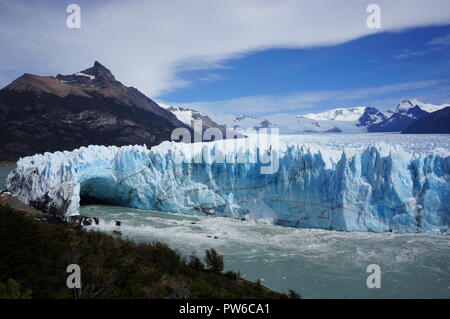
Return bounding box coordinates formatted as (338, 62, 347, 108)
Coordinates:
(5, 139, 450, 234)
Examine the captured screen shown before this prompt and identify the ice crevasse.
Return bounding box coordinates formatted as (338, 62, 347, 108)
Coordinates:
(5, 138, 450, 234)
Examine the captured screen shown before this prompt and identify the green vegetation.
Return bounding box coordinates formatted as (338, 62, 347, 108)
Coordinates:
(205, 248, 224, 273)
(0, 205, 299, 299)
(0, 279, 32, 299)
(188, 253, 205, 271)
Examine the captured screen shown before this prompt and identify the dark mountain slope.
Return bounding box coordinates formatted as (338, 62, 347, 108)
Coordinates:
(0, 62, 190, 162)
(402, 106, 450, 134)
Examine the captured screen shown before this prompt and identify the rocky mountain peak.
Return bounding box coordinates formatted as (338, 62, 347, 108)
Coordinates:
(82, 61, 116, 81)
(393, 98, 422, 113)
(357, 106, 386, 128)
(55, 61, 118, 88)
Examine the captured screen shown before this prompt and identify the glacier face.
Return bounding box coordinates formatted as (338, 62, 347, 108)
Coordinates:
(5, 135, 450, 234)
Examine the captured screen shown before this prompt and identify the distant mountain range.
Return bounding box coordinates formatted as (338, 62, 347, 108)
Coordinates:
(0, 62, 190, 162)
(169, 98, 448, 134)
(168, 107, 367, 134)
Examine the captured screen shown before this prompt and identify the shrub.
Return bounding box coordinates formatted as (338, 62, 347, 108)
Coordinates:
(188, 254, 205, 271)
(288, 289, 301, 299)
(0, 279, 32, 299)
(204, 248, 224, 273)
(224, 271, 238, 280)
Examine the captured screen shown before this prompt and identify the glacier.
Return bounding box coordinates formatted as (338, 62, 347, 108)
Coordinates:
(4, 135, 450, 234)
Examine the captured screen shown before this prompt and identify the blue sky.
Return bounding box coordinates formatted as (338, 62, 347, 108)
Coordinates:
(1, 0, 450, 116)
(162, 25, 450, 114)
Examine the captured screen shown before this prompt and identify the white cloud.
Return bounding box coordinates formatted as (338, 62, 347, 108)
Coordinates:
(1, 0, 450, 97)
(174, 80, 444, 114)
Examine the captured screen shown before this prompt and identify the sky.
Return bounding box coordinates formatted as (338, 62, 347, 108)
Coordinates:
(1, 0, 450, 116)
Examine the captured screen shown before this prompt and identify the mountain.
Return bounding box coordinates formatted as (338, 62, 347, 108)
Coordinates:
(210, 112, 366, 134)
(211, 107, 366, 134)
(385, 98, 449, 114)
(357, 107, 387, 128)
(174, 98, 449, 135)
(366, 99, 449, 132)
(0, 62, 189, 162)
(208, 107, 381, 134)
(402, 106, 450, 134)
(158, 104, 236, 138)
(229, 114, 273, 131)
(302, 106, 366, 121)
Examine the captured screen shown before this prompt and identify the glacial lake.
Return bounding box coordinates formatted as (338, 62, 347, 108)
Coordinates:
(1, 156, 449, 298)
(80, 205, 450, 299)
(0, 165, 15, 189)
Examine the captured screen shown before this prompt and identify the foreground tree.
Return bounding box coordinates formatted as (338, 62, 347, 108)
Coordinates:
(205, 248, 224, 273)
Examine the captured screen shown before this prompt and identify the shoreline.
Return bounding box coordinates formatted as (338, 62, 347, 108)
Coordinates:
(0, 192, 99, 226)
(0, 194, 289, 298)
(0, 161, 16, 166)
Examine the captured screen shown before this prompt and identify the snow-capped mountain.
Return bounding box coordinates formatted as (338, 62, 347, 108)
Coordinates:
(158, 103, 237, 138)
(302, 106, 366, 121)
(208, 107, 368, 134)
(210, 114, 275, 132)
(159, 103, 207, 125)
(163, 98, 449, 135)
(386, 98, 449, 115)
(367, 99, 450, 132)
(357, 107, 387, 128)
(210, 112, 367, 134)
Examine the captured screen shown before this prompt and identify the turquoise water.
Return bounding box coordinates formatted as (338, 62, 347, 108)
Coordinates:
(0, 165, 15, 189)
(2, 165, 449, 298)
(81, 205, 450, 299)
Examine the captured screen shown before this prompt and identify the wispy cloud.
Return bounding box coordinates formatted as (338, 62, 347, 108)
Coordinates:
(393, 32, 450, 60)
(394, 49, 429, 60)
(175, 80, 445, 115)
(198, 73, 228, 83)
(428, 33, 450, 45)
(1, 0, 450, 97)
